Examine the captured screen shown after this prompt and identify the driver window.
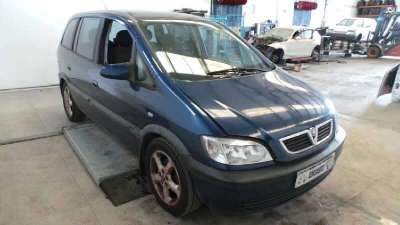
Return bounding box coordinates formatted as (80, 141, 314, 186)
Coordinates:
(293, 31, 301, 39)
(105, 21, 133, 64)
(301, 30, 313, 39)
(293, 30, 313, 40)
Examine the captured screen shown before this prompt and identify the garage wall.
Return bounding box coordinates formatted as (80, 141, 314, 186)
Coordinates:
(244, 0, 358, 28)
(0, 0, 210, 90)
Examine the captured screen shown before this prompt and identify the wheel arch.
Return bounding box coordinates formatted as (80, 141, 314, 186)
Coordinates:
(139, 124, 190, 175)
(60, 78, 66, 90)
(274, 48, 284, 56)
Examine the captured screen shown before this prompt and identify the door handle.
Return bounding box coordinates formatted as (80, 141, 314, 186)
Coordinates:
(395, 82, 400, 89)
(67, 66, 71, 71)
(91, 81, 99, 88)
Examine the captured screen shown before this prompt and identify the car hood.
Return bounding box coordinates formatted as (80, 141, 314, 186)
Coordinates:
(256, 36, 286, 46)
(176, 68, 332, 141)
(331, 25, 353, 32)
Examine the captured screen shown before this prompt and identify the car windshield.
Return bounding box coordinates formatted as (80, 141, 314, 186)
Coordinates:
(260, 28, 294, 41)
(337, 19, 356, 26)
(139, 20, 273, 81)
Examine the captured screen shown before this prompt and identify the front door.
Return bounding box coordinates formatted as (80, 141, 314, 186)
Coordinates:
(287, 29, 314, 58)
(90, 19, 157, 153)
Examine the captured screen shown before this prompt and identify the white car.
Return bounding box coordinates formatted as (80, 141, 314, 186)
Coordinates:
(255, 27, 321, 64)
(378, 64, 400, 102)
(329, 18, 377, 42)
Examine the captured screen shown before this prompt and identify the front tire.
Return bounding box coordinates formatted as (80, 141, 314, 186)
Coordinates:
(270, 50, 283, 64)
(61, 83, 85, 122)
(311, 47, 321, 62)
(145, 138, 200, 217)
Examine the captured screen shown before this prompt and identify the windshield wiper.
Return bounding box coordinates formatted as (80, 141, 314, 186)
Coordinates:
(207, 67, 267, 76)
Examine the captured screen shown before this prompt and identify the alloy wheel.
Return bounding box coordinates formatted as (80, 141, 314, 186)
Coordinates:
(63, 86, 73, 117)
(150, 150, 181, 206)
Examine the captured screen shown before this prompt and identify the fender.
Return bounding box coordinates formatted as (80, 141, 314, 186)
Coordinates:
(138, 124, 191, 169)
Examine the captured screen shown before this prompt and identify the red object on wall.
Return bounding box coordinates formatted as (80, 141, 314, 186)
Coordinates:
(295, 1, 318, 10)
(216, 0, 247, 5)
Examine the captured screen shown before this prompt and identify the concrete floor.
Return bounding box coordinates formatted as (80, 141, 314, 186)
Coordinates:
(0, 57, 399, 225)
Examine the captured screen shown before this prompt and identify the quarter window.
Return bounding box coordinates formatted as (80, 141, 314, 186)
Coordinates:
(62, 19, 79, 50)
(76, 18, 101, 60)
(133, 51, 155, 88)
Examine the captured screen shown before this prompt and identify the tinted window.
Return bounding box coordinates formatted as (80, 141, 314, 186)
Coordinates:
(76, 18, 101, 60)
(105, 21, 133, 64)
(62, 19, 79, 49)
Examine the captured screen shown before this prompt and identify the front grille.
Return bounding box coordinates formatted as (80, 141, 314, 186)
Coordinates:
(317, 121, 332, 142)
(282, 132, 313, 153)
(280, 119, 333, 154)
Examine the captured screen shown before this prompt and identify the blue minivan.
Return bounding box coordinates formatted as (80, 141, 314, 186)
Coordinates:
(58, 10, 345, 216)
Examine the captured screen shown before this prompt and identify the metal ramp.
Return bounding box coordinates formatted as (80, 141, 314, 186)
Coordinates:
(63, 123, 148, 206)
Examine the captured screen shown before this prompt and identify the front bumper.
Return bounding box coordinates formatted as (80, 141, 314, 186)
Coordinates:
(187, 126, 346, 213)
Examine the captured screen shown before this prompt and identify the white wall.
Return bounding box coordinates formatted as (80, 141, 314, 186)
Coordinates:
(0, 0, 210, 90)
(243, 0, 359, 28)
(321, 0, 358, 26)
(242, 0, 293, 27)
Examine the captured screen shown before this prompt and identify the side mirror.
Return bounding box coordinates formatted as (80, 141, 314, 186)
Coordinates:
(100, 64, 129, 80)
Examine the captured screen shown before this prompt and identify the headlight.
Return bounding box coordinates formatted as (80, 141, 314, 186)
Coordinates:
(325, 98, 336, 115)
(201, 136, 273, 165)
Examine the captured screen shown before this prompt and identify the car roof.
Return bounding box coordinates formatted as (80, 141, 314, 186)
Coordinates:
(73, 10, 209, 23)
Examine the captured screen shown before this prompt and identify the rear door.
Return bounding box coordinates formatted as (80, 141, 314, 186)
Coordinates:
(68, 17, 103, 118)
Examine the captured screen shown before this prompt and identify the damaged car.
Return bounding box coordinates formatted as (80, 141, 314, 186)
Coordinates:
(378, 64, 400, 102)
(254, 27, 321, 64)
(58, 11, 345, 216)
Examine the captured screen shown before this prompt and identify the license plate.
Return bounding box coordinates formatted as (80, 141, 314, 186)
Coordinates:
(295, 153, 335, 188)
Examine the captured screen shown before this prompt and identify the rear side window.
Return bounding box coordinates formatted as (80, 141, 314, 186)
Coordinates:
(76, 18, 101, 60)
(62, 19, 79, 50)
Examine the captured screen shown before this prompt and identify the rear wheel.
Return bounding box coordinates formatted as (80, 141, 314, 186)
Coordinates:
(145, 138, 200, 216)
(61, 83, 85, 122)
(367, 45, 382, 58)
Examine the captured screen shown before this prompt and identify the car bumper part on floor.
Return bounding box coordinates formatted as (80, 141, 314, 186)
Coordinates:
(187, 126, 346, 213)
